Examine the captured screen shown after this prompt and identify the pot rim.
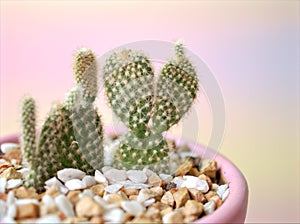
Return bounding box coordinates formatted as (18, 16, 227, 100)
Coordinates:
(0, 127, 248, 223)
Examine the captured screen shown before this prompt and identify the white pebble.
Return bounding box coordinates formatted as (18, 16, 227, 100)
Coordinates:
(204, 200, 216, 215)
(45, 177, 63, 188)
(15, 198, 39, 205)
(65, 179, 86, 190)
(172, 176, 184, 188)
(143, 198, 155, 207)
(42, 194, 55, 205)
(162, 212, 171, 224)
(1, 216, 16, 223)
(104, 168, 127, 184)
(6, 191, 16, 205)
(6, 179, 23, 189)
(93, 195, 108, 208)
(212, 183, 219, 191)
(105, 183, 123, 194)
(181, 175, 209, 193)
(59, 185, 69, 195)
(104, 140, 120, 166)
(57, 168, 86, 183)
(163, 211, 180, 224)
(159, 174, 173, 183)
(222, 188, 230, 201)
(7, 204, 17, 218)
(0, 178, 7, 193)
(36, 215, 61, 223)
(121, 201, 145, 216)
(179, 151, 198, 158)
(45, 177, 66, 194)
(119, 180, 152, 189)
(54, 194, 75, 218)
(102, 166, 113, 174)
(103, 194, 111, 202)
(44, 184, 68, 195)
(0, 200, 6, 219)
(21, 161, 29, 167)
(17, 168, 30, 176)
(142, 167, 155, 177)
(137, 189, 154, 202)
(217, 184, 228, 198)
(127, 170, 147, 183)
(103, 135, 113, 145)
(105, 203, 119, 210)
(82, 175, 96, 187)
(11, 159, 17, 165)
(79, 189, 95, 199)
(95, 170, 108, 185)
(0, 143, 19, 154)
(103, 208, 125, 223)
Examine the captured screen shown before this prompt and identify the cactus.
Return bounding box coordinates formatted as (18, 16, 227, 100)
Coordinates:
(114, 132, 169, 171)
(72, 47, 98, 102)
(103, 42, 199, 172)
(103, 49, 167, 171)
(64, 86, 77, 110)
(152, 41, 198, 132)
(103, 49, 155, 137)
(21, 48, 104, 192)
(21, 97, 37, 164)
(72, 101, 104, 170)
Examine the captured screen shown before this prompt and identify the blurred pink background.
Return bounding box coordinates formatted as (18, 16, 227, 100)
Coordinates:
(0, 1, 299, 222)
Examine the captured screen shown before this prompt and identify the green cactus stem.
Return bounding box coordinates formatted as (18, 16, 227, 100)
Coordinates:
(103, 49, 155, 138)
(103, 42, 199, 172)
(73, 47, 98, 102)
(22, 48, 104, 192)
(72, 101, 104, 170)
(113, 132, 169, 172)
(152, 42, 199, 132)
(64, 86, 77, 110)
(21, 96, 37, 164)
(172, 41, 197, 77)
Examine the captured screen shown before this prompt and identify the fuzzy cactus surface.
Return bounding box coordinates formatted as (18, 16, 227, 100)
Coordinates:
(152, 42, 198, 132)
(73, 47, 98, 102)
(103, 49, 155, 137)
(113, 132, 169, 172)
(21, 48, 103, 192)
(103, 42, 199, 172)
(21, 96, 37, 164)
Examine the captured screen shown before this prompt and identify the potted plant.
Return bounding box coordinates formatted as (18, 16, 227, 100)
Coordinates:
(0, 42, 248, 223)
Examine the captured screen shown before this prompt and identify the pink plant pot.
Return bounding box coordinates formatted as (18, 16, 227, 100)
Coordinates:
(0, 128, 248, 223)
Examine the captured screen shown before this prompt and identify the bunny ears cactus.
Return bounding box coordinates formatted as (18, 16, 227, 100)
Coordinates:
(21, 48, 104, 192)
(20, 41, 199, 192)
(103, 41, 199, 172)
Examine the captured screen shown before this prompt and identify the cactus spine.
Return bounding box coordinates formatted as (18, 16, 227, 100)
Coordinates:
(21, 48, 103, 192)
(103, 42, 199, 172)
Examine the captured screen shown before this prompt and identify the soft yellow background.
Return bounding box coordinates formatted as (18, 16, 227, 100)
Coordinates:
(0, 1, 299, 222)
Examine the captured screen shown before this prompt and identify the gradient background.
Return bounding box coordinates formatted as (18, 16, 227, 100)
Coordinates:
(0, 1, 299, 222)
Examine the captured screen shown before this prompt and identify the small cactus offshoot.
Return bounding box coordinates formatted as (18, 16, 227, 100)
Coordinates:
(21, 48, 104, 192)
(21, 97, 36, 164)
(103, 41, 199, 172)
